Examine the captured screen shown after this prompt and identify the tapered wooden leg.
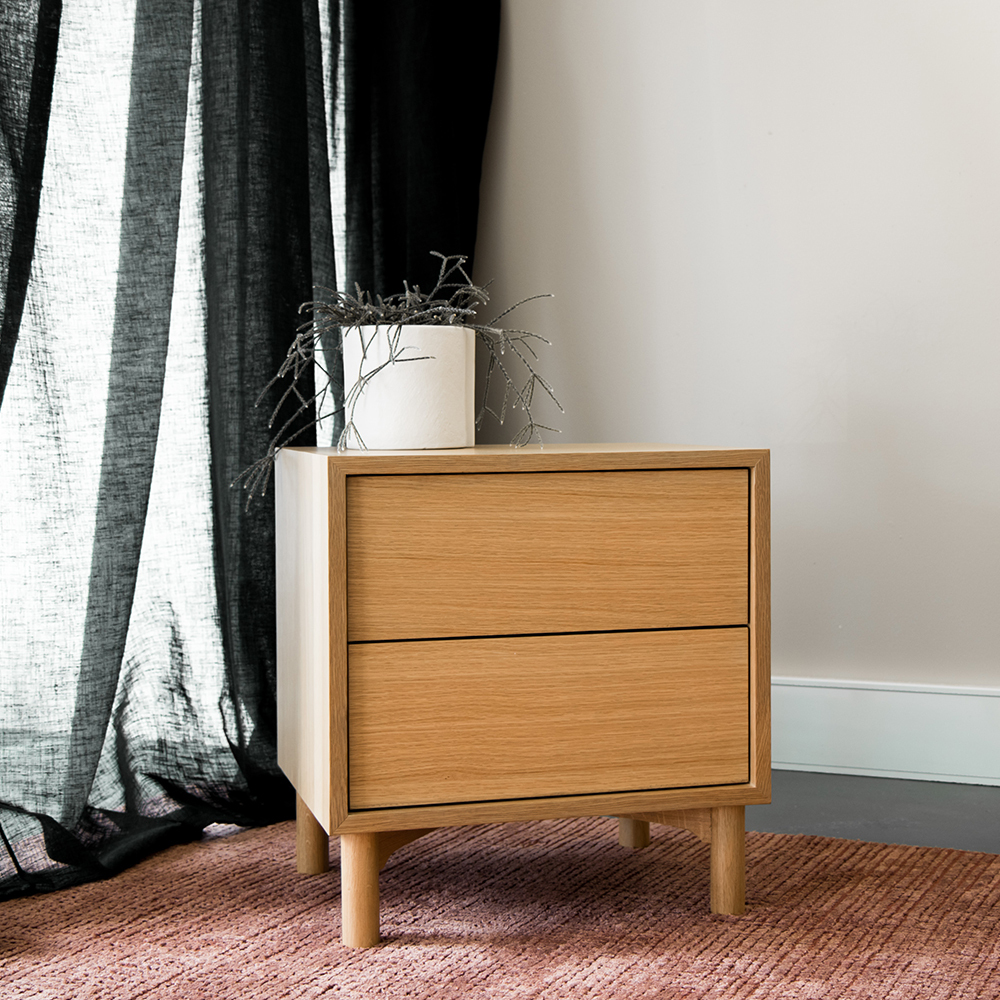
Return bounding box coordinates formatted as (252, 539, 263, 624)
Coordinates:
(341, 833, 381, 947)
(296, 794, 329, 874)
(710, 805, 745, 915)
(618, 817, 651, 849)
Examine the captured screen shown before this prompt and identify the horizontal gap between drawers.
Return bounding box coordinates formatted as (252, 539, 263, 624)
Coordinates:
(348, 622, 750, 645)
(347, 778, 752, 814)
(344, 465, 757, 478)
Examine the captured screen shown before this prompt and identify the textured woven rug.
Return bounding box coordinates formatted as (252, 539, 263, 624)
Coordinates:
(2, 817, 999, 999)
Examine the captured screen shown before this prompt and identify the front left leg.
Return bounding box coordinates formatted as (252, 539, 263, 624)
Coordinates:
(341, 832, 381, 947)
(339, 828, 436, 948)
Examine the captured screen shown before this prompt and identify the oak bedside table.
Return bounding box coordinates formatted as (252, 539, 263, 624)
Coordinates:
(276, 444, 770, 947)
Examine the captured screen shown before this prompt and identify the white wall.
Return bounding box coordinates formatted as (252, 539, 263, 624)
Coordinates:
(474, 0, 1000, 696)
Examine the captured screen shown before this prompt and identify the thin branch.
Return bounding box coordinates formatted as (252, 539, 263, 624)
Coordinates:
(234, 252, 561, 507)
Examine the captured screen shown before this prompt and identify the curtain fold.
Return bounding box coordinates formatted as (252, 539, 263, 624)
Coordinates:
(202, 0, 317, 809)
(0, 0, 500, 901)
(344, 0, 500, 295)
(0, 0, 62, 407)
(65, 0, 195, 833)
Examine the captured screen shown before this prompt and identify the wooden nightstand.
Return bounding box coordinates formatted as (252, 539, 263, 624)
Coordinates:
(276, 444, 770, 947)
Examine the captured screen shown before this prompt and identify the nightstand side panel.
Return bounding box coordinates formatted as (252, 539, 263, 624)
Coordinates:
(276, 449, 331, 832)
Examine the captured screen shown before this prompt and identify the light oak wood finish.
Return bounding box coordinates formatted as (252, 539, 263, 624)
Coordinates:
(375, 828, 437, 871)
(621, 806, 743, 910)
(338, 828, 436, 948)
(750, 456, 771, 796)
(295, 794, 329, 874)
(275, 445, 770, 945)
(347, 469, 748, 641)
(627, 808, 714, 844)
(332, 782, 766, 834)
(710, 806, 746, 915)
(349, 628, 749, 809)
(340, 833, 381, 947)
(316, 442, 769, 475)
(328, 463, 349, 832)
(618, 818, 651, 849)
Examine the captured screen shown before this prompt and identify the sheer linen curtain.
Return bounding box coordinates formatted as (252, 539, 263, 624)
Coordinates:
(0, 0, 500, 900)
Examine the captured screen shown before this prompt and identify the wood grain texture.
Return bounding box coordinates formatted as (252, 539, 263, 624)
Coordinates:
(295, 794, 329, 874)
(275, 449, 331, 832)
(618, 818, 651, 849)
(376, 829, 437, 871)
(274, 446, 769, 843)
(750, 455, 771, 800)
(340, 833, 381, 947)
(333, 781, 767, 834)
(328, 462, 349, 830)
(289, 443, 770, 477)
(710, 805, 746, 914)
(627, 808, 713, 843)
(347, 469, 748, 641)
(348, 628, 749, 810)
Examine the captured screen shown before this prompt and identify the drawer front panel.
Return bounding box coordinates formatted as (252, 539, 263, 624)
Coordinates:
(348, 628, 749, 810)
(346, 469, 748, 641)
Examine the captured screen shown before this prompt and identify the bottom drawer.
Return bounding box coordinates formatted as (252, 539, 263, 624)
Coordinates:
(348, 628, 749, 809)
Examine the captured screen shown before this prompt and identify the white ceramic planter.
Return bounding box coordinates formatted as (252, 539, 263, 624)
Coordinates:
(342, 324, 476, 449)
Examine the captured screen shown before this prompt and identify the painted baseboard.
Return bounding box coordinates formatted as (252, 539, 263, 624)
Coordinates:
(772, 676, 1000, 786)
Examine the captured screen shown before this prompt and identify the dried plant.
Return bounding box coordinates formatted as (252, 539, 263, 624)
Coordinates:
(235, 252, 561, 504)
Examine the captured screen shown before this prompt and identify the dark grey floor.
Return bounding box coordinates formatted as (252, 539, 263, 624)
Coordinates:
(745, 769, 1000, 854)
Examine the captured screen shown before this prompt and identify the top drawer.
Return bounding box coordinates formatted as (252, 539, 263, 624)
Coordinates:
(346, 469, 749, 642)
(346, 469, 748, 641)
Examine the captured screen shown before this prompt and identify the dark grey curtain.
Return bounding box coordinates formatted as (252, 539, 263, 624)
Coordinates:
(0, 0, 60, 408)
(0, 0, 500, 901)
(344, 0, 500, 296)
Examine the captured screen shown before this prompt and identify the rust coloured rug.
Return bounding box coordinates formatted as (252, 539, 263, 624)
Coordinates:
(2, 817, 999, 999)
